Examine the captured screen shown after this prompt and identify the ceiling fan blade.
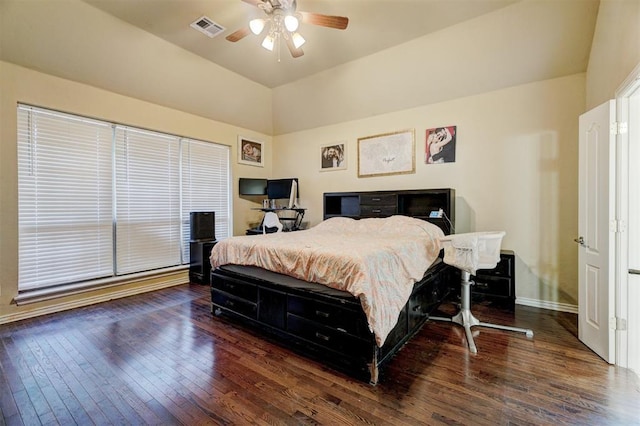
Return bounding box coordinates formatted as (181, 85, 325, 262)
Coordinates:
(285, 37, 304, 58)
(226, 27, 251, 42)
(299, 11, 349, 30)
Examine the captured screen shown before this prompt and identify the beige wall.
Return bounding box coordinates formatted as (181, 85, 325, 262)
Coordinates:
(0, 61, 271, 321)
(274, 74, 585, 306)
(0, 63, 586, 317)
(4, 0, 638, 321)
(586, 0, 640, 108)
(272, 0, 598, 135)
(0, 0, 273, 135)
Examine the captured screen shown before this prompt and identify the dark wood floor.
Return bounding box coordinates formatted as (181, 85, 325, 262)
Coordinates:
(1, 284, 638, 425)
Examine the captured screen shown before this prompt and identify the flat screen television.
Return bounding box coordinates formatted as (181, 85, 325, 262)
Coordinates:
(267, 178, 299, 200)
(239, 178, 267, 195)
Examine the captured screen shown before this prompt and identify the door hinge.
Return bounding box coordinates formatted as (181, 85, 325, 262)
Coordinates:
(610, 121, 628, 135)
(618, 219, 627, 232)
(610, 219, 626, 233)
(610, 317, 627, 331)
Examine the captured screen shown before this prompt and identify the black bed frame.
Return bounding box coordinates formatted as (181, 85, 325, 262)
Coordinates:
(210, 188, 456, 384)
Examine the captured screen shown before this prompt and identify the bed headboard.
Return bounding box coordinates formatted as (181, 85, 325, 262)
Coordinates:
(323, 188, 455, 234)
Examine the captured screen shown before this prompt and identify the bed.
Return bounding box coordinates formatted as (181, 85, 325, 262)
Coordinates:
(210, 188, 455, 384)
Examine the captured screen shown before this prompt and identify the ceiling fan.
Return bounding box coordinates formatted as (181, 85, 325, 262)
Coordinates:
(226, 0, 349, 59)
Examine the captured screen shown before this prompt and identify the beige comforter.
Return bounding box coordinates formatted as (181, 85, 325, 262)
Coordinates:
(210, 215, 444, 346)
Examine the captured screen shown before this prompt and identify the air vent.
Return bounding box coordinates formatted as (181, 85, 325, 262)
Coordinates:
(190, 16, 225, 38)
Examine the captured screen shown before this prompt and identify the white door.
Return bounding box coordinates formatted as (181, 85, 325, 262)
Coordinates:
(578, 100, 616, 363)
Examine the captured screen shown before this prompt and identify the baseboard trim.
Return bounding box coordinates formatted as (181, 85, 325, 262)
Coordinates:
(516, 297, 578, 314)
(0, 276, 187, 325)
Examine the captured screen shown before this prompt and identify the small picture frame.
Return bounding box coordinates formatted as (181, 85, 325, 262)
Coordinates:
(320, 142, 347, 171)
(425, 126, 456, 164)
(238, 136, 264, 167)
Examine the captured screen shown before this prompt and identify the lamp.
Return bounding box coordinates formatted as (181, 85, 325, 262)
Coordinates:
(284, 14, 299, 32)
(249, 18, 265, 35)
(261, 34, 275, 51)
(291, 32, 305, 48)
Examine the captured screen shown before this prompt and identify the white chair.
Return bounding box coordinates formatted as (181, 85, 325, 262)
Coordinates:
(262, 212, 283, 234)
(431, 231, 533, 353)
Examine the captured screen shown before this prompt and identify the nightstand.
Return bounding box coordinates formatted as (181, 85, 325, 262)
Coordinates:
(471, 250, 515, 310)
(189, 240, 217, 285)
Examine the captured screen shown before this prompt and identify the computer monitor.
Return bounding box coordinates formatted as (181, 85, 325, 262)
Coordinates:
(239, 178, 267, 195)
(287, 179, 298, 209)
(266, 178, 299, 200)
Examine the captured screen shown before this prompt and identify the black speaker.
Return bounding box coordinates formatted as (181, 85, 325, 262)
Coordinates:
(190, 211, 215, 241)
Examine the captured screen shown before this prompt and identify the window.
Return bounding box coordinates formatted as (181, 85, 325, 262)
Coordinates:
(17, 104, 231, 292)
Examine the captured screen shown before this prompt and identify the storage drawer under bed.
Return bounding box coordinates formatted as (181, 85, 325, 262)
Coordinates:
(287, 295, 369, 338)
(286, 313, 371, 359)
(211, 289, 257, 319)
(214, 277, 258, 302)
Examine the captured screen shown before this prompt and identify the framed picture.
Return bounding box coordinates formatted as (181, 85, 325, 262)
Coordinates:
(320, 142, 347, 171)
(357, 129, 415, 178)
(238, 136, 264, 167)
(425, 126, 457, 164)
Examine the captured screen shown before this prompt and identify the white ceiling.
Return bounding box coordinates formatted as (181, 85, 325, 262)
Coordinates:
(82, 0, 520, 88)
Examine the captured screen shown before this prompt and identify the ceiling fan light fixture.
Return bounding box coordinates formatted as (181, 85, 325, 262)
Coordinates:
(284, 15, 299, 32)
(226, 0, 349, 59)
(262, 34, 275, 51)
(249, 18, 266, 35)
(292, 32, 305, 48)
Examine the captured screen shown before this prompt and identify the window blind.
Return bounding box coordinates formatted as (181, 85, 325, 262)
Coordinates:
(114, 127, 182, 275)
(181, 139, 231, 261)
(17, 104, 231, 292)
(17, 106, 114, 290)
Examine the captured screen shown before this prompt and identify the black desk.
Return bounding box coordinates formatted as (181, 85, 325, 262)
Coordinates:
(247, 208, 306, 234)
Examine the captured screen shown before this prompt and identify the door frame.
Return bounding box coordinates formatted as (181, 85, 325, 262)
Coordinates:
(614, 61, 640, 370)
